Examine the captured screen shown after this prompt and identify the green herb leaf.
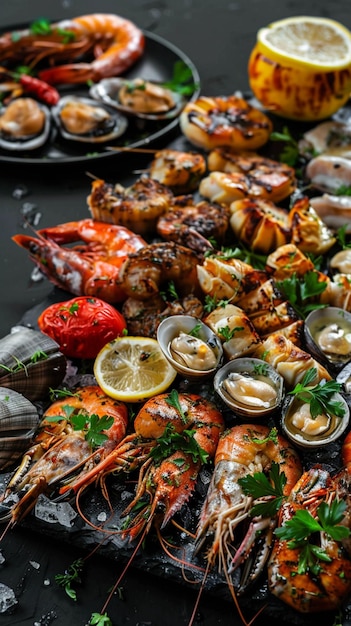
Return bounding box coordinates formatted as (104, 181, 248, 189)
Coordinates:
(165, 389, 187, 423)
(55, 558, 84, 601)
(238, 461, 287, 518)
(45, 406, 113, 448)
(218, 325, 244, 342)
(150, 422, 209, 465)
(270, 126, 300, 167)
(161, 60, 199, 96)
(276, 270, 328, 319)
(289, 367, 345, 419)
(89, 612, 113, 626)
(188, 323, 202, 337)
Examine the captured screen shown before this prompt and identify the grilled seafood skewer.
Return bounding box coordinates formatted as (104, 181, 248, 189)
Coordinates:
(0, 386, 128, 527)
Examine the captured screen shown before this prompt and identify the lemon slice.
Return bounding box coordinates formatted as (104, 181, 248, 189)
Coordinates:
(257, 16, 351, 70)
(94, 336, 177, 402)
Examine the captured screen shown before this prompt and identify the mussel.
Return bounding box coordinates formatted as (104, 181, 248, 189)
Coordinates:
(304, 307, 351, 372)
(214, 357, 284, 418)
(157, 315, 223, 379)
(0, 97, 51, 151)
(0, 387, 40, 470)
(51, 96, 128, 143)
(0, 327, 66, 402)
(90, 77, 186, 121)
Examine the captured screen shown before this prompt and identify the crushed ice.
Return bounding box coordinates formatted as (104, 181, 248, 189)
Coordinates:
(35, 495, 77, 527)
(0, 582, 17, 613)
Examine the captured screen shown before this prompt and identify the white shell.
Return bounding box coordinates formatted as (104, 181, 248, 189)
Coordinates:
(90, 78, 186, 121)
(214, 357, 284, 418)
(52, 96, 128, 143)
(157, 315, 223, 378)
(282, 393, 349, 448)
(304, 307, 351, 372)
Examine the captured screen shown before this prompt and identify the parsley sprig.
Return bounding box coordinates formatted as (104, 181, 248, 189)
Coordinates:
(276, 270, 328, 319)
(238, 461, 287, 518)
(269, 126, 300, 167)
(275, 499, 350, 575)
(150, 422, 209, 465)
(161, 60, 199, 96)
(55, 557, 84, 601)
(165, 389, 187, 423)
(89, 613, 112, 626)
(289, 367, 345, 419)
(45, 405, 114, 448)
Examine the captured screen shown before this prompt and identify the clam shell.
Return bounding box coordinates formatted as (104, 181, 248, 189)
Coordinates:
(0, 99, 51, 152)
(214, 357, 284, 418)
(90, 78, 186, 121)
(157, 315, 223, 379)
(0, 387, 40, 470)
(304, 307, 351, 373)
(0, 327, 66, 401)
(51, 96, 128, 143)
(281, 393, 349, 448)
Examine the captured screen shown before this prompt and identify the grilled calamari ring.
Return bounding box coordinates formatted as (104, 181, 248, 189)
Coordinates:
(179, 95, 273, 151)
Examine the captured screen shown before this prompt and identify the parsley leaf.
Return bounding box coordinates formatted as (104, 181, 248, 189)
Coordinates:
(238, 461, 287, 518)
(161, 60, 199, 96)
(55, 558, 84, 601)
(276, 270, 328, 319)
(89, 613, 113, 626)
(150, 422, 209, 465)
(165, 389, 187, 423)
(45, 406, 114, 448)
(289, 367, 345, 419)
(270, 126, 300, 167)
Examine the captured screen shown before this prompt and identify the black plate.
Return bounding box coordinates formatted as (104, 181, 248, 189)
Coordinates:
(0, 30, 200, 166)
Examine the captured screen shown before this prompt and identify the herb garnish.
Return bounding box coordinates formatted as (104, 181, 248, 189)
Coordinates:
(45, 405, 114, 448)
(206, 245, 267, 270)
(218, 325, 244, 342)
(203, 295, 230, 313)
(275, 270, 328, 319)
(238, 461, 287, 518)
(188, 322, 202, 337)
(89, 613, 113, 626)
(289, 367, 345, 419)
(274, 499, 350, 575)
(55, 557, 84, 600)
(161, 60, 199, 96)
(165, 389, 187, 423)
(269, 126, 300, 167)
(150, 422, 209, 465)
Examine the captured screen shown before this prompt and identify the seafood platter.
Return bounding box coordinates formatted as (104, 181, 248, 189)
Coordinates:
(0, 14, 200, 164)
(4, 12, 351, 626)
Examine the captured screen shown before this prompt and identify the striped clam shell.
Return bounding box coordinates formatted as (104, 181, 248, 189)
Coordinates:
(0, 386, 40, 470)
(0, 327, 67, 402)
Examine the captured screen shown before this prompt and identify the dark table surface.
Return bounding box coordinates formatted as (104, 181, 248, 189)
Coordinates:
(1, 1, 351, 625)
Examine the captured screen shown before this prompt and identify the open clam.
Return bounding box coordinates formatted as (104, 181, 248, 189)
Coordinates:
(157, 315, 223, 379)
(0, 387, 40, 470)
(0, 97, 51, 151)
(281, 391, 349, 449)
(51, 95, 128, 143)
(0, 327, 66, 402)
(213, 357, 284, 419)
(304, 307, 351, 373)
(90, 77, 186, 121)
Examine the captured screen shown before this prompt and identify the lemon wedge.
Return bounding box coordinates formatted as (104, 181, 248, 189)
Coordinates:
(257, 16, 351, 70)
(94, 336, 177, 402)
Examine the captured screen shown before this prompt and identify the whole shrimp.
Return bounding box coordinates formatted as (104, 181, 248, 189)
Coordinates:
(59, 391, 225, 541)
(12, 218, 146, 303)
(0, 14, 145, 85)
(0, 386, 128, 528)
(195, 424, 302, 590)
(268, 466, 351, 613)
(117, 241, 203, 300)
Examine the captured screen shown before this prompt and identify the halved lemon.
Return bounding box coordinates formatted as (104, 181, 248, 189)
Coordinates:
(94, 336, 177, 402)
(257, 16, 351, 70)
(249, 16, 351, 121)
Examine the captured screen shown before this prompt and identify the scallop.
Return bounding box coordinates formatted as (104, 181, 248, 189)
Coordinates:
(90, 78, 186, 121)
(281, 392, 349, 448)
(304, 307, 351, 371)
(214, 357, 284, 418)
(157, 315, 223, 379)
(0, 97, 51, 151)
(52, 96, 128, 143)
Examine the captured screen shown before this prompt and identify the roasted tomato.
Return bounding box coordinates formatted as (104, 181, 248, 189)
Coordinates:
(38, 296, 127, 360)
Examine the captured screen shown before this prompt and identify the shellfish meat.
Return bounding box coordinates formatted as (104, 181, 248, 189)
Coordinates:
(52, 96, 128, 143)
(0, 97, 51, 151)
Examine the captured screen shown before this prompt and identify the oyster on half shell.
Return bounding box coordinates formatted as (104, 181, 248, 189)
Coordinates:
(90, 78, 186, 121)
(214, 357, 284, 418)
(52, 96, 128, 143)
(0, 97, 51, 151)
